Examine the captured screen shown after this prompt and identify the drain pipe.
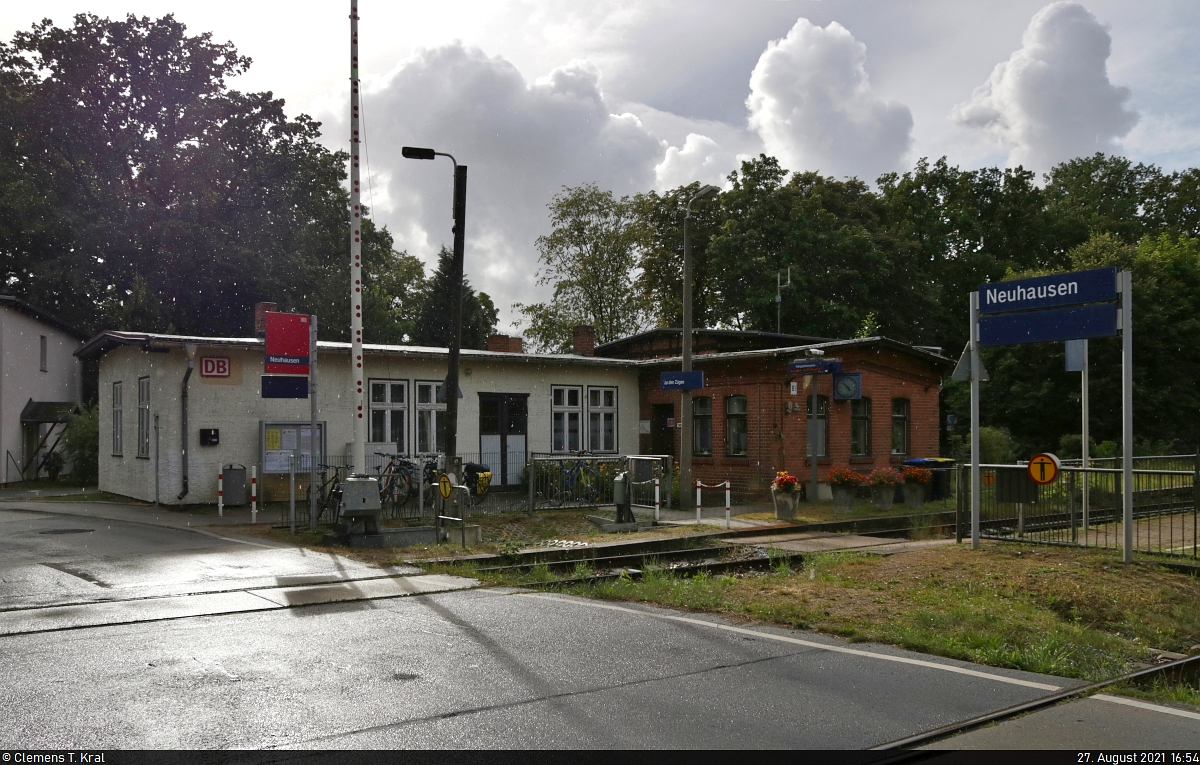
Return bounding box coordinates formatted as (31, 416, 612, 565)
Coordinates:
(176, 346, 196, 501)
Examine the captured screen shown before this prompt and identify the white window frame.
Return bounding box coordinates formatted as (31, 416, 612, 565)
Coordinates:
(586, 386, 618, 453)
(137, 377, 150, 458)
(112, 381, 123, 457)
(369, 379, 409, 451)
(551, 385, 582, 453)
(415, 380, 446, 454)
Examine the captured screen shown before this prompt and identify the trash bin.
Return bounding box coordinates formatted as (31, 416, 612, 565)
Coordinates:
(903, 457, 955, 501)
(222, 464, 247, 505)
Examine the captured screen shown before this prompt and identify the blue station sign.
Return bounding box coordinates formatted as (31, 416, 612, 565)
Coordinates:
(978, 267, 1117, 315)
(787, 358, 843, 375)
(661, 370, 704, 391)
(979, 303, 1118, 347)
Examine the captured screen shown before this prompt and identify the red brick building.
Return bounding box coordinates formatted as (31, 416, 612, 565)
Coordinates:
(594, 329, 952, 494)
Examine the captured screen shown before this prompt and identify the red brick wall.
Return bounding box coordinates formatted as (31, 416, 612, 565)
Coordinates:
(638, 347, 942, 490)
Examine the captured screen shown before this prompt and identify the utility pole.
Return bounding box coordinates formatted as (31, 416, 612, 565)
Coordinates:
(348, 0, 365, 474)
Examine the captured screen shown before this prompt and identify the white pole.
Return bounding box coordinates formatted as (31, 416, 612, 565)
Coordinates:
(217, 468, 223, 517)
(1121, 270, 1134, 563)
(970, 291, 981, 550)
(695, 481, 701, 524)
(348, 0, 366, 474)
(1081, 338, 1090, 534)
(251, 464, 258, 524)
(725, 480, 731, 529)
(654, 477, 660, 522)
(289, 454, 296, 534)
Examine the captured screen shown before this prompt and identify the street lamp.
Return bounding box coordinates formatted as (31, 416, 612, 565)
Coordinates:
(680, 184, 720, 511)
(403, 146, 467, 473)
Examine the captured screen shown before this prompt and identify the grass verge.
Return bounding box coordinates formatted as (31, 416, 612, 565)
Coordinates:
(545, 542, 1200, 691)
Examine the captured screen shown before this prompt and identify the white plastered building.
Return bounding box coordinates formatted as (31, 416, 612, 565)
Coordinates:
(76, 330, 642, 504)
(0, 296, 85, 483)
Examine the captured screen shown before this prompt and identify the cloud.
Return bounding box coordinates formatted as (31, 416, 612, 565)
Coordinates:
(360, 44, 662, 322)
(951, 2, 1138, 171)
(745, 18, 913, 181)
(655, 133, 743, 190)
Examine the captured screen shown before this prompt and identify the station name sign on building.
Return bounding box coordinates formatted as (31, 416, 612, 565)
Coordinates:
(262, 311, 311, 399)
(660, 371, 704, 391)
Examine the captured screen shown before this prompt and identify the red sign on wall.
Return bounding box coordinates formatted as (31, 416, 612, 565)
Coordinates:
(200, 357, 230, 377)
(265, 312, 310, 375)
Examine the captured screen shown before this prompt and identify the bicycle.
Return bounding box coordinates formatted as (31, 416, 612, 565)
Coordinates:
(306, 463, 352, 524)
(548, 457, 601, 507)
(375, 453, 439, 516)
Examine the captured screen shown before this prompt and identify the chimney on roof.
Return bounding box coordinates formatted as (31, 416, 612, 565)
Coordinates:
(487, 334, 525, 354)
(254, 302, 277, 339)
(572, 325, 595, 357)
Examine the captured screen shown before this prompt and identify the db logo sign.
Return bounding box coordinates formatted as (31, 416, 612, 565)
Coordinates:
(200, 357, 230, 377)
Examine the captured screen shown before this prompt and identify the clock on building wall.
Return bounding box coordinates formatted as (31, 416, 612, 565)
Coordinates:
(833, 372, 862, 400)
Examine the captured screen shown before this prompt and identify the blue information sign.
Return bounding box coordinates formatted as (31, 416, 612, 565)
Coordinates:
(660, 371, 704, 391)
(979, 303, 1118, 347)
(978, 267, 1117, 315)
(787, 359, 843, 375)
(262, 375, 309, 399)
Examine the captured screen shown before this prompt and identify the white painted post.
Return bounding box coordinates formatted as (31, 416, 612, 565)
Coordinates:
(217, 469, 224, 517)
(970, 291, 982, 550)
(1121, 270, 1134, 563)
(654, 477, 660, 522)
(725, 480, 731, 529)
(1082, 338, 1090, 533)
(289, 455, 296, 534)
(251, 465, 258, 524)
(695, 480, 702, 524)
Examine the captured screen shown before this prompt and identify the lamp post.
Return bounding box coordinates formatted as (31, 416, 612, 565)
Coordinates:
(402, 146, 466, 469)
(680, 184, 720, 511)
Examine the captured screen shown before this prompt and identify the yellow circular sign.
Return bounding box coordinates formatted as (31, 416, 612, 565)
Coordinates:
(1027, 453, 1061, 485)
(438, 472, 453, 499)
(982, 471, 996, 487)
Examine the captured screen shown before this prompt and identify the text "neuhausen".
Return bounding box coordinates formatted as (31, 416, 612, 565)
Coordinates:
(985, 281, 1078, 307)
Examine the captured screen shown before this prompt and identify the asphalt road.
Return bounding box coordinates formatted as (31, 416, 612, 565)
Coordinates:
(1, 504, 1197, 750)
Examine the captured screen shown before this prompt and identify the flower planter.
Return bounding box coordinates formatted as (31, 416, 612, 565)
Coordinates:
(903, 483, 926, 509)
(831, 485, 856, 512)
(870, 485, 895, 512)
(772, 488, 797, 521)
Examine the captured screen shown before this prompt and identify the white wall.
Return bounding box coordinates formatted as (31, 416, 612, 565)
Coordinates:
(0, 306, 82, 481)
(98, 343, 641, 504)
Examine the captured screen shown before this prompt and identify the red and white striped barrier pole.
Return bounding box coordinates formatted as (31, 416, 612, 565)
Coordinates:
(217, 469, 224, 517)
(250, 465, 258, 523)
(725, 480, 731, 529)
(695, 480, 702, 524)
(654, 477, 661, 522)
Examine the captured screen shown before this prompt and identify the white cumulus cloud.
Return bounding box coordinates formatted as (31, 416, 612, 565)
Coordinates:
(361, 44, 663, 322)
(951, 2, 1138, 171)
(745, 18, 913, 181)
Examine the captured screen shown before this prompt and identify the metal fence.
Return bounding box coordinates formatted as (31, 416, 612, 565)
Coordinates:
(959, 462, 1198, 559)
(1060, 454, 1198, 472)
(527, 453, 625, 512)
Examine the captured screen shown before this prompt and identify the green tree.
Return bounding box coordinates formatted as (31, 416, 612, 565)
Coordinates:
(0, 13, 383, 339)
(515, 183, 647, 352)
(411, 247, 497, 350)
(634, 182, 725, 328)
(362, 249, 428, 344)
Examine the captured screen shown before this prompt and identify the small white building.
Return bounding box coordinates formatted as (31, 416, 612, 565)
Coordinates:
(76, 327, 642, 504)
(0, 296, 85, 483)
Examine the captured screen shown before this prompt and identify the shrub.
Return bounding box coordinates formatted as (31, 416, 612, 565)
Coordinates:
(61, 403, 98, 483)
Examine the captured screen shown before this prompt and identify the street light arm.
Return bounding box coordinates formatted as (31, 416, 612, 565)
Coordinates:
(686, 184, 721, 215)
